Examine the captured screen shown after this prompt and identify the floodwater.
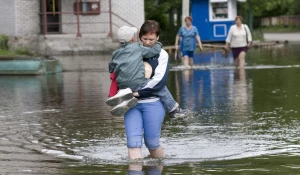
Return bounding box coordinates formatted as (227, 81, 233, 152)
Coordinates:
(1, 45, 300, 175)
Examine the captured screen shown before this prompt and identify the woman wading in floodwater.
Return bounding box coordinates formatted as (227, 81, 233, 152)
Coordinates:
(124, 20, 170, 160)
(175, 16, 203, 68)
(225, 16, 252, 68)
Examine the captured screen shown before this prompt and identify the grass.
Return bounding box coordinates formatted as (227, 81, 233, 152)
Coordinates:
(252, 29, 265, 41)
(0, 34, 34, 56)
(0, 49, 19, 56)
(0, 48, 34, 56)
(14, 48, 34, 56)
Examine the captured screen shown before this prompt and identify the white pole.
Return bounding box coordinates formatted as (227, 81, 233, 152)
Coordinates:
(182, 0, 190, 26)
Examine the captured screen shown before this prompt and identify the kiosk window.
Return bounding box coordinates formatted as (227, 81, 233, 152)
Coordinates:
(211, 1, 228, 19)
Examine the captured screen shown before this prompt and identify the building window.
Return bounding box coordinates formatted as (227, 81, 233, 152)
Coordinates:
(210, 0, 228, 20)
(212, 2, 228, 19)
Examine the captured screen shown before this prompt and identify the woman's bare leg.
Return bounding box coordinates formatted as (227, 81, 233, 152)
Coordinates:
(238, 67, 246, 81)
(238, 51, 246, 68)
(183, 55, 189, 67)
(128, 164, 142, 171)
(234, 57, 239, 68)
(149, 146, 164, 158)
(189, 57, 194, 67)
(128, 148, 142, 160)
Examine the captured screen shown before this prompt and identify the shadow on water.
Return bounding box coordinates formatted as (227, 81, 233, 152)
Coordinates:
(1, 46, 300, 174)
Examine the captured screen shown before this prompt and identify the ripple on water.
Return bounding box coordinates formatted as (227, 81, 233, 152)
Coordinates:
(41, 149, 84, 160)
(29, 105, 300, 166)
(171, 64, 300, 71)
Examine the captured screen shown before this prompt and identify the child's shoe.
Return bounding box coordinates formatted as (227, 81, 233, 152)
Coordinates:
(169, 107, 189, 118)
(111, 97, 138, 116)
(106, 88, 133, 106)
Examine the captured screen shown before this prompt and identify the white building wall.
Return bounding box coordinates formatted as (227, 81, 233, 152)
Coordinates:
(111, 0, 145, 31)
(61, 0, 145, 36)
(0, 0, 16, 35)
(61, 0, 110, 34)
(0, 0, 144, 37)
(15, 0, 40, 36)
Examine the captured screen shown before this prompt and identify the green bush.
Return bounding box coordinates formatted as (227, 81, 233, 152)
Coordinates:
(15, 48, 33, 56)
(252, 29, 265, 41)
(0, 34, 9, 50)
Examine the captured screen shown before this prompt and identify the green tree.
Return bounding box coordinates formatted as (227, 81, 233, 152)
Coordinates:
(144, 0, 182, 45)
(241, 0, 293, 17)
(288, 0, 300, 15)
(145, 0, 182, 29)
(238, 0, 299, 29)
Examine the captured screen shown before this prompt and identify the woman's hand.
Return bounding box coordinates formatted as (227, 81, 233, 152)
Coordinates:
(199, 44, 203, 51)
(224, 43, 230, 50)
(247, 43, 251, 48)
(175, 34, 180, 51)
(133, 92, 140, 97)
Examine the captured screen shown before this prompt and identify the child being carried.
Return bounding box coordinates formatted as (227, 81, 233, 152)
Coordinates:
(107, 26, 188, 118)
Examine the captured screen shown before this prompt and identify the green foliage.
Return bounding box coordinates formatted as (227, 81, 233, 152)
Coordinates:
(15, 48, 33, 56)
(0, 50, 18, 56)
(0, 48, 33, 56)
(288, 0, 300, 15)
(0, 34, 9, 50)
(145, 0, 181, 21)
(0, 34, 34, 56)
(144, 0, 182, 45)
(252, 29, 264, 41)
(145, 0, 168, 29)
(238, 0, 300, 30)
(160, 26, 180, 46)
(240, 0, 300, 18)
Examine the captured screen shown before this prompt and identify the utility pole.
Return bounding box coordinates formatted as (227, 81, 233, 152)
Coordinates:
(182, 0, 190, 26)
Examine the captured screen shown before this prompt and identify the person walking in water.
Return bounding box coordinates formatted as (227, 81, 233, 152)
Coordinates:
(175, 16, 203, 68)
(124, 21, 166, 160)
(225, 16, 252, 68)
(107, 25, 188, 118)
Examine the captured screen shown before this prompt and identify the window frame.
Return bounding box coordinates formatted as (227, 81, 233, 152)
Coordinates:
(209, 0, 235, 22)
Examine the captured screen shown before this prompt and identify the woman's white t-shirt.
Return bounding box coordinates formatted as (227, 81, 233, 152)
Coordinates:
(226, 24, 252, 48)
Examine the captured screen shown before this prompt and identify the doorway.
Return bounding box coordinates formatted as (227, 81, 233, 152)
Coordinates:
(41, 0, 62, 34)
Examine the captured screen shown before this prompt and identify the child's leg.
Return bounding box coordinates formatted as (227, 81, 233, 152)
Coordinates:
(106, 88, 134, 106)
(153, 86, 189, 118)
(152, 86, 178, 113)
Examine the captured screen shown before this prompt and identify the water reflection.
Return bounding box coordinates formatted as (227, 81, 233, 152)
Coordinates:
(1, 47, 300, 174)
(56, 55, 111, 72)
(193, 50, 233, 66)
(173, 68, 253, 120)
(248, 44, 300, 66)
(0, 74, 63, 114)
(128, 164, 163, 175)
(229, 68, 253, 121)
(0, 74, 65, 174)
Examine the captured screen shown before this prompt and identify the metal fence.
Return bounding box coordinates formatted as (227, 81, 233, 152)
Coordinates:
(40, 0, 134, 37)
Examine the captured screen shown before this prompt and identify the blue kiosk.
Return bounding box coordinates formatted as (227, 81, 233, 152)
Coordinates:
(191, 0, 246, 42)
